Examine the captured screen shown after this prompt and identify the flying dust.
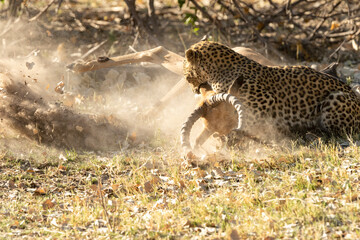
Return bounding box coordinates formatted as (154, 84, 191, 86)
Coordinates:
(0, 20, 197, 153)
(0, 20, 291, 161)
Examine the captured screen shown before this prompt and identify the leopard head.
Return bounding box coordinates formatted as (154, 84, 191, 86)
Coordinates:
(183, 47, 210, 94)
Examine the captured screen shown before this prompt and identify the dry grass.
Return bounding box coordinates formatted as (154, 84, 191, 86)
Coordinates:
(1, 1, 360, 238)
(1, 138, 360, 239)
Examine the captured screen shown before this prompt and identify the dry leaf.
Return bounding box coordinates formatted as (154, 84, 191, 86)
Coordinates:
(150, 176, 161, 185)
(35, 187, 47, 195)
(32, 128, 39, 135)
(278, 156, 288, 163)
(111, 184, 120, 191)
(196, 168, 206, 178)
(129, 131, 137, 142)
(144, 181, 153, 193)
(45, 84, 50, 90)
(243, 7, 249, 14)
(229, 229, 240, 240)
(90, 184, 101, 192)
(8, 180, 16, 189)
(178, 179, 186, 189)
(213, 167, 225, 178)
(352, 39, 359, 51)
(58, 165, 67, 171)
(185, 151, 199, 161)
(257, 22, 265, 31)
(330, 21, 340, 31)
(42, 199, 55, 209)
(26, 168, 35, 173)
(26, 62, 35, 70)
(55, 81, 65, 94)
(10, 220, 19, 229)
(264, 237, 275, 240)
(182, 219, 197, 228)
(46, 30, 53, 37)
(75, 126, 83, 132)
(347, 193, 359, 202)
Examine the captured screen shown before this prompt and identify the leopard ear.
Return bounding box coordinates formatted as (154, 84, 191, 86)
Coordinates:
(185, 49, 201, 65)
(185, 49, 195, 64)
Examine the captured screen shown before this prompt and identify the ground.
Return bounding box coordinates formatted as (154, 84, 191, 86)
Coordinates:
(1, 0, 360, 239)
(2, 141, 360, 239)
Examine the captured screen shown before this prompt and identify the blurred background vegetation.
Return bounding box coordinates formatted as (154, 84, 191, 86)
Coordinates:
(0, 0, 359, 62)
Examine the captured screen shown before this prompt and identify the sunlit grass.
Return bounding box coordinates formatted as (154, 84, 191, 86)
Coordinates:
(1, 137, 360, 239)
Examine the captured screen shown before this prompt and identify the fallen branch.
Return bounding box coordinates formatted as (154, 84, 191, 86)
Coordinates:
(80, 40, 108, 60)
(67, 46, 184, 75)
(68, 45, 276, 116)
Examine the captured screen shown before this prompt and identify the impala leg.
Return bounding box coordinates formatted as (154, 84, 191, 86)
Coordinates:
(194, 128, 213, 150)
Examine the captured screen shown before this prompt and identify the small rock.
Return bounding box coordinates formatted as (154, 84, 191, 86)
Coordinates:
(340, 66, 357, 77)
(353, 72, 360, 82)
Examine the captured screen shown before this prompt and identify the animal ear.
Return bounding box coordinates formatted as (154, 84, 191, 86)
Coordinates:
(185, 49, 200, 65)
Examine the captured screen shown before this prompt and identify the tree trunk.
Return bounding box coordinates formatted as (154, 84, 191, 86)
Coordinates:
(8, 0, 23, 17)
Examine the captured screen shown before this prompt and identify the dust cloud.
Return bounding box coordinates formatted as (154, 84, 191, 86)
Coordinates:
(0, 20, 197, 152)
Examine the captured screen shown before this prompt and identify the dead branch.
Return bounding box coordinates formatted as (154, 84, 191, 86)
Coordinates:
(188, 0, 228, 39)
(124, 0, 161, 45)
(68, 45, 276, 116)
(306, 1, 342, 41)
(80, 40, 108, 60)
(232, 0, 294, 63)
(28, 0, 57, 22)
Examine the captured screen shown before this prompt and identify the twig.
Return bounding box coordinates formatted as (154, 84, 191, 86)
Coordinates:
(176, 28, 187, 52)
(69, 10, 86, 32)
(328, 39, 346, 59)
(129, 31, 140, 53)
(97, 177, 113, 232)
(188, 0, 228, 38)
(56, 0, 64, 13)
(326, 29, 358, 38)
(233, 0, 293, 63)
(217, 0, 236, 16)
(80, 40, 108, 60)
(307, 0, 342, 41)
(28, 0, 57, 22)
(285, 0, 293, 20)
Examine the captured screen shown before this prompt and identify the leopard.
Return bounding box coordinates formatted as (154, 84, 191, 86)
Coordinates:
(183, 40, 360, 146)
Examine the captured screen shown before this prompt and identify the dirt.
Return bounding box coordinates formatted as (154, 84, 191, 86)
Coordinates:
(0, 73, 142, 151)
